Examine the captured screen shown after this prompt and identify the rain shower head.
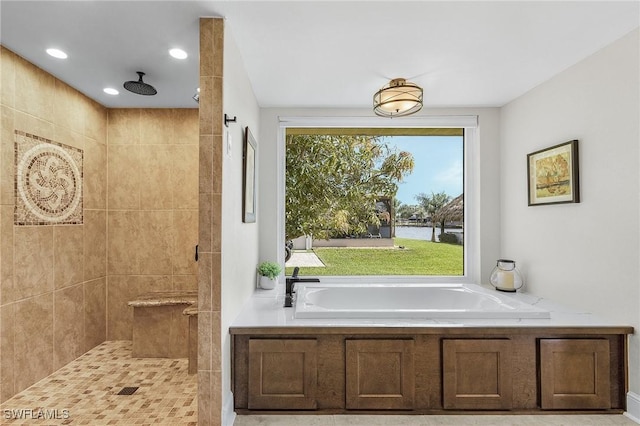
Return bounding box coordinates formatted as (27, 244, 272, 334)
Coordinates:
(123, 71, 157, 96)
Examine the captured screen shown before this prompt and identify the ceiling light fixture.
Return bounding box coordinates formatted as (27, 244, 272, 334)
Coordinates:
(169, 48, 188, 59)
(46, 48, 67, 59)
(373, 78, 423, 118)
(103, 88, 119, 95)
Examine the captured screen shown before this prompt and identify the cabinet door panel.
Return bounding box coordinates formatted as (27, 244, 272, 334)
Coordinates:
(540, 339, 610, 409)
(442, 339, 513, 409)
(346, 339, 415, 410)
(248, 339, 317, 410)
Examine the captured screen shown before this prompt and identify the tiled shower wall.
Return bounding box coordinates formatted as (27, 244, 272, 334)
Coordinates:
(105, 108, 199, 340)
(0, 46, 108, 402)
(0, 46, 200, 403)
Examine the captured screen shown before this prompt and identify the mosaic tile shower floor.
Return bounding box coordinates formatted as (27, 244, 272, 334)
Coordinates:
(0, 341, 197, 425)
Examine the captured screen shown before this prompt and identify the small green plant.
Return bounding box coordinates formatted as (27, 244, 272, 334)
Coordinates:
(257, 261, 282, 279)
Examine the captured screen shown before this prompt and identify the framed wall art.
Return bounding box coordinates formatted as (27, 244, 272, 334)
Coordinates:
(527, 139, 580, 206)
(243, 127, 257, 223)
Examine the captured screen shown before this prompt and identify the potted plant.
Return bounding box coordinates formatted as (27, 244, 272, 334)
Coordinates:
(257, 261, 282, 290)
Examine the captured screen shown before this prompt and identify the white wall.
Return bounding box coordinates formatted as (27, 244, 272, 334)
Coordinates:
(500, 29, 640, 397)
(221, 25, 260, 421)
(258, 107, 502, 283)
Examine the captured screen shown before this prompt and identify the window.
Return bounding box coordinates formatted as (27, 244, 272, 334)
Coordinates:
(277, 116, 478, 283)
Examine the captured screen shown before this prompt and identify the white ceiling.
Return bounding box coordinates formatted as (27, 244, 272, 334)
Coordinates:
(1, 1, 638, 109)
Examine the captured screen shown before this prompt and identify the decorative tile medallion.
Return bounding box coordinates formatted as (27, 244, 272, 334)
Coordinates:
(14, 130, 83, 225)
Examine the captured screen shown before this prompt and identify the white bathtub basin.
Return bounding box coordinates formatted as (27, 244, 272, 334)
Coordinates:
(294, 283, 550, 319)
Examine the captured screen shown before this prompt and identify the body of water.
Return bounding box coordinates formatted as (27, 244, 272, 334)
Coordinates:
(395, 225, 461, 241)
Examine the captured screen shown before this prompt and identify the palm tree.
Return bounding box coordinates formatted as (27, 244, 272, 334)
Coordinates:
(415, 191, 451, 242)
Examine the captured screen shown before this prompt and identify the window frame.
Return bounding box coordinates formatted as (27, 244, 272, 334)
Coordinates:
(277, 115, 479, 284)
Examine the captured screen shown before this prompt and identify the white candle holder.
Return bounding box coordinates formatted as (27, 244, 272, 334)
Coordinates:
(489, 259, 524, 292)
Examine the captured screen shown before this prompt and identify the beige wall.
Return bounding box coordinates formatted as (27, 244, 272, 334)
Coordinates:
(198, 17, 224, 426)
(105, 108, 199, 340)
(0, 46, 108, 402)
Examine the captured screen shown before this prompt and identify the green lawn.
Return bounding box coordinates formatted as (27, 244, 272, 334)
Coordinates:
(285, 238, 463, 276)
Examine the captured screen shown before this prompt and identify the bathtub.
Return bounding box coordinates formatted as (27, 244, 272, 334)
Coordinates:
(293, 283, 550, 319)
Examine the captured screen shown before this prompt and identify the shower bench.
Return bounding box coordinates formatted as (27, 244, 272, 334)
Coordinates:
(128, 291, 197, 359)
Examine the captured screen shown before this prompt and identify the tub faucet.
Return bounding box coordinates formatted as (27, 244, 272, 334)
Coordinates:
(284, 267, 319, 308)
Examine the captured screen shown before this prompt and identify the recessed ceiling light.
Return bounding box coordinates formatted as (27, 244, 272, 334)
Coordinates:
(46, 48, 67, 59)
(169, 48, 188, 59)
(103, 88, 119, 95)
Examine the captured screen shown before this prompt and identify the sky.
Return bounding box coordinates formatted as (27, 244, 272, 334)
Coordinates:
(383, 135, 464, 206)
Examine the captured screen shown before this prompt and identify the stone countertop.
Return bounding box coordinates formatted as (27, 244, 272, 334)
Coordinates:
(183, 306, 198, 316)
(128, 291, 197, 308)
(230, 283, 633, 331)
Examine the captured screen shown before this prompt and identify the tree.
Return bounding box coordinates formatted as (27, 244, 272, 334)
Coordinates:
(396, 203, 422, 219)
(286, 134, 414, 240)
(415, 191, 451, 242)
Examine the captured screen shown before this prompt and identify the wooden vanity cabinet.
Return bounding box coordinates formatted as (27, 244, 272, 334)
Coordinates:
(345, 339, 415, 410)
(247, 339, 318, 409)
(230, 327, 631, 414)
(539, 338, 611, 410)
(442, 339, 513, 410)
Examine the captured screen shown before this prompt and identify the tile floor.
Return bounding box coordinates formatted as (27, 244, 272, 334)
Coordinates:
(1, 341, 637, 425)
(0, 341, 197, 425)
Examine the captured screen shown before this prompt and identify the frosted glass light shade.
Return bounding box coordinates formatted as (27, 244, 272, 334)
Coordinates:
(373, 78, 423, 118)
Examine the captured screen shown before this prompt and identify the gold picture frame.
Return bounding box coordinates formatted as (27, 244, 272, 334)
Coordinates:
(527, 140, 580, 206)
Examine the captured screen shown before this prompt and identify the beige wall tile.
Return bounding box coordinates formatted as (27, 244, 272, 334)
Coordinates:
(1, 47, 16, 109)
(107, 144, 140, 210)
(107, 275, 171, 340)
(107, 211, 139, 275)
(173, 274, 197, 292)
(139, 210, 173, 275)
(14, 226, 53, 300)
(211, 312, 221, 367)
(198, 252, 212, 312)
(0, 303, 15, 402)
(84, 99, 107, 144)
(53, 125, 84, 151)
(0, 205, 14, 305)
(173, 209, 198, 275)
(139, 144, 173, 210)
(211, 193, 222, 252)
(198, 193, 212, 253)
(53, 284, 84, 370)
(53, 225, 84, 289)
(107, 109, 140, 145)
(53, 80, 84, 135)
(140, 109, 173, 145)
(199, 76, 214, 136)
(84, 137, 107, 209)
(198, 370, 222, 426)
(198, 370, 212, 425)
(199, 135, 213, 195)
(174, 109, 199, 145)
(173, 144, 199, 209)
(197, 313, 211, 369)
(14, 293, 53, 393)
(14, 55, 55, 123)
(84, 209, 106, 280)
(0, 106, 15, 205)
(199, 18, 216, 77)
(14, 109, 55, 141)
(211, 253, 221, 311)
(84, 277, 106, 352)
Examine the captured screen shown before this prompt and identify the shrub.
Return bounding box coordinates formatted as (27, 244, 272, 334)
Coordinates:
(438, 232, 460, 245)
